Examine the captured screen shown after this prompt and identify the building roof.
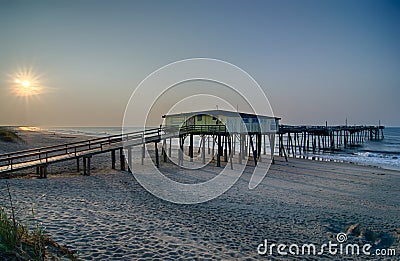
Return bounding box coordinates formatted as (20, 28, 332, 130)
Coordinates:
(162, 109, 280, 120)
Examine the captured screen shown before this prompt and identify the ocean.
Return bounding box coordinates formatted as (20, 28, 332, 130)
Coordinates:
(44, 126, 400, 171)
(45, 127, 125, 137)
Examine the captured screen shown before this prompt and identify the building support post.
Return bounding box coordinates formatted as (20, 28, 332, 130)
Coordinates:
(269, 133, 276, 164)
(189, 134, 193, 162)
(111, 150, 116, 169)
(39, 165, 48, 178)
(280, 138, 288, 162)
(263, 135, 267, 155)
(179, 136, 184, 165)
(83, 156, 91, 176)
(211, 135, 215, 159)
(224, 135, 228, 162)
(163, 139, 167, 163)
(155, 142, 159, 168)
(83, 157, 87, 175)
(231, 135, 235, 156)
(141, 143, 145, 165)
(217, 134, 221, 167)
(87, 157, 91, 176)
(120, 148, 125, 171)
(169, 138, 172, 157)
(257, 133, 262, 162)
(202, 135, 206, 164)
(229, 135, 233, 169)
(128, 147, 132, 173)
(238, 134, 243, 164)
(207, 135, 210, 154)
(249, 135, 257, 166)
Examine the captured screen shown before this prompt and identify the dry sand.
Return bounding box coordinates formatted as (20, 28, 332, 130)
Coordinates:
(0, 129, 399, 260)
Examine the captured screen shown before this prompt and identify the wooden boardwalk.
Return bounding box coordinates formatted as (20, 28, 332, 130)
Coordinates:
(0, 125, 247, 178)
(0, 127, 176, 177)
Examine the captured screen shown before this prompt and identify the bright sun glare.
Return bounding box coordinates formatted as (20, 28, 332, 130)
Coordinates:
(9, 67, 44, 97)
(22, 80, 31, 87)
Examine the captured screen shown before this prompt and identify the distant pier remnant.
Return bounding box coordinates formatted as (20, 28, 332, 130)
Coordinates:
(277, 125, 385, 158)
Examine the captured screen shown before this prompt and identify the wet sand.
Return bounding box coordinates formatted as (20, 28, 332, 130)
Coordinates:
(0, 129, 399, 260)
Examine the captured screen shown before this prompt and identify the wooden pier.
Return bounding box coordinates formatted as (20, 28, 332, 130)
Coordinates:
(0, 128, 167, 177)
(277, 125, 385, 160)
(0, 123, 385, 178)
(0, 124, 275, 177)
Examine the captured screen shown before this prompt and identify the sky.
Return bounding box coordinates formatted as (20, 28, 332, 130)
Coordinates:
(0, 0, 399, 127)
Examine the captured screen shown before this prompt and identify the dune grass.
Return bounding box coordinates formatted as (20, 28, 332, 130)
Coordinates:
(0, 127, 24, 143)
(0, 182, 77, 260)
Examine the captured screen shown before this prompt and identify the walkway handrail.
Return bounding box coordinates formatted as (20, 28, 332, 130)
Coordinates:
(0, 128, 161, 162)
(0, 125, 228, 172)
(166, 125, 227, 134)
(278, 125, 385, 134)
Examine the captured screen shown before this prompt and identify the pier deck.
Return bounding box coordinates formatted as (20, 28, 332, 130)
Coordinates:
(0, 128, 171, 176)
(0, 124, 384, 177)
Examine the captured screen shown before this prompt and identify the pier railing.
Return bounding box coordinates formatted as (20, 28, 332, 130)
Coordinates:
(176, 125, 227, 135)
(0, 127, 164, 173)
(0, 124, 385, 175)
(0, 125, 224, 174)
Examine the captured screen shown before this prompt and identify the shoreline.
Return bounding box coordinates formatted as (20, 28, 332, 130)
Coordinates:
(289, 154, 400, 173)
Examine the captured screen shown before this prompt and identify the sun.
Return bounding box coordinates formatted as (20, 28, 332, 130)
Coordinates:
(9, 67, 44, 97)
(22, 80, 31, 87)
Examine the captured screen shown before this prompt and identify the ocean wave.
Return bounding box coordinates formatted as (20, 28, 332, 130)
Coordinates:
(355, 151, 400, 159)
(314, 152, 400, 171)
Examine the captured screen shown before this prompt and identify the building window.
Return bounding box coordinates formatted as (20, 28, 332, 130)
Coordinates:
(197, 115, 202, 121)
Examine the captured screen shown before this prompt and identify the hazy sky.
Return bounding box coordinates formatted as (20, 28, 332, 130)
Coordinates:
(1, 0, 399, 127)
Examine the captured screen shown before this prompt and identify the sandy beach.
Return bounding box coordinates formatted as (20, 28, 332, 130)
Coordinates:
(0, 129, 399, 260)
(2, 0, 399, 259)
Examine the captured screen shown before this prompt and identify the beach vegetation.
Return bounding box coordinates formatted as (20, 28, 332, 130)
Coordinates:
(0, 127, 24, 143)
(0, 182, 77, 260)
